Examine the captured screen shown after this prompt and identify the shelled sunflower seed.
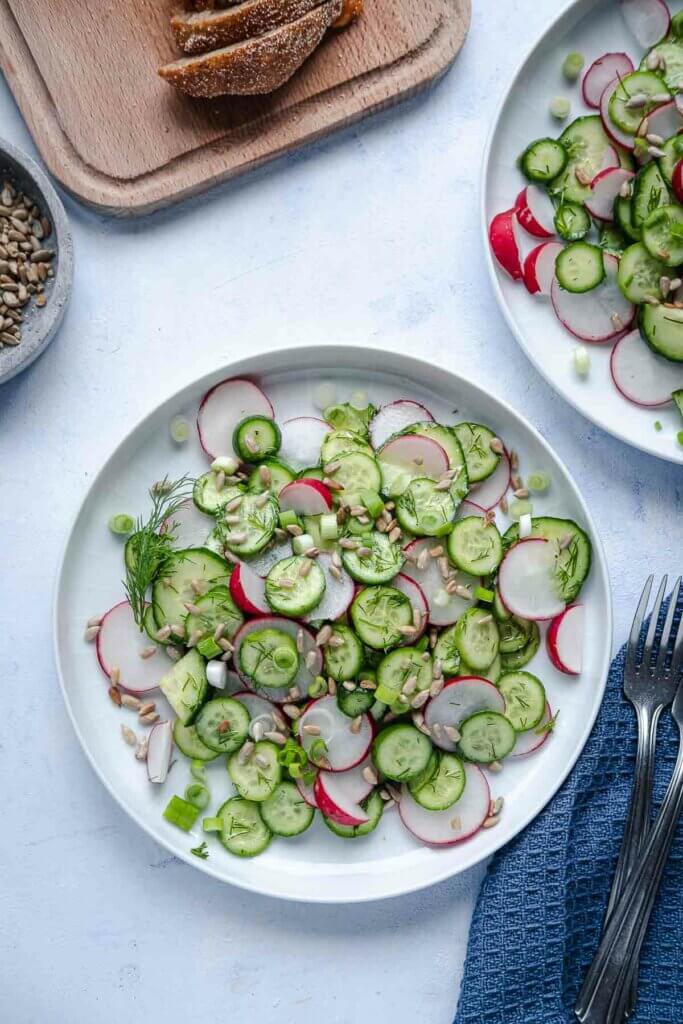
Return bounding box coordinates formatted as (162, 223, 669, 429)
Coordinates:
(0, 179, 54, 350)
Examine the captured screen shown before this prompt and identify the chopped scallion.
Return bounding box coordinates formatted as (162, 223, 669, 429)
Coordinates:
(169, 416, 189, 444)
(163, 795, 200, 832)
(185, 783, 210, 810)
(108, 513, 135, 536)
(562, 51, 584, 82)
(527, 471, 550, 493)
(475, 586, 495, 604)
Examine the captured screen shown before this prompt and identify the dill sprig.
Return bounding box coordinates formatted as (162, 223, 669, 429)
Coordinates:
(123, 474, 193, 629)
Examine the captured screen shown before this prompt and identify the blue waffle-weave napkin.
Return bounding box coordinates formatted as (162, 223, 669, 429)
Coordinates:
(454, 631, 683, 1024)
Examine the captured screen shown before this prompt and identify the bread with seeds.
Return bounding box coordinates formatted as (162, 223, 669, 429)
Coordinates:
(172, 0, 328, 55)
(159, 0, 342, 97)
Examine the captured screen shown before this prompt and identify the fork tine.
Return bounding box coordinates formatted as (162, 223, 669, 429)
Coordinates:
(655, 577, 682, 674)
(669, 591, 683, 680)
(625, 575, 654, 674)
(642, 576, 668, 670)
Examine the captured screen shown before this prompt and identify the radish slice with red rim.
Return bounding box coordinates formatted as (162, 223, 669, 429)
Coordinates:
(514, 186, 555, 238)
(232, 690, 283, 737)
(232, 616, 321, 702)
(468, 450, 511, 510)
(551, 253, 635, 342)
(640, 99, 682, 142)
(582, 52, 634, 108)
(425, 677, 505, 751)
(399, 764, 490, 845)
(489, 208, 524, 280)
(279, 417, 330, 470)
(456, 499, 488, 519)
(162, 499, 213, 550)
(673, 157, 683, 203)
(511, 702, 554, 757)
(315, 758, 374, 825)
(197, 377, 274, 459)
(498, 538, 566, 621)
(147, 721, 173, 784)
(279, 478, 333, 515)
(610, 329, 683, 406)
(600, 79, 636, 151)
(586, 168, 635, 222)
(229, 563, 269, 615)
(523, 242, 563, 296)
(302, 553, 354, 623)
(547, 604, 584, 676)
(379, 433, 449, 483)
(299, 695, 372, 771)
(246, 538, 293, 576)
(97, 601, 164, 694)
(390, 573, 429, 638)
(402, 538, 478, 626)
(369, 400, 434, 449)
(296, 769, 319, 809)
(620, 0, 671, 47)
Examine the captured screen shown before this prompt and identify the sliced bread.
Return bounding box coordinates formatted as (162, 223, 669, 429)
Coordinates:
(159, 0, 341, 97)
(172, 0, 327, 55)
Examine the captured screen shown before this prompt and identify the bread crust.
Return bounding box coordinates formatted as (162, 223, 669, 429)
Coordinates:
(173, 0, 327, 54)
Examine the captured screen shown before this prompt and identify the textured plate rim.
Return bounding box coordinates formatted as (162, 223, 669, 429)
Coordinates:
(53, 344, 613, 903)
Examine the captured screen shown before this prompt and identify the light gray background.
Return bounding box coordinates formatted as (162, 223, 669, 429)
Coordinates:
(1, 3, 680, 1022)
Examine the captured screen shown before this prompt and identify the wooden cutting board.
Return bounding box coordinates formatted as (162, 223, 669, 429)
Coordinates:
(0, 0, 470, 217)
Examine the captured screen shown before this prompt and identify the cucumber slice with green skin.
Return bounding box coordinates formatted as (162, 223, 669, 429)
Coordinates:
(550, 116, 617, 204)
(375, 647, 433, 708)
(333, 451, 382, 503)
(458, 711, 516, 763)
(152, 547, 232, 633)
(640, 302, 683, 361)
(350, 586, 412, 650)
(172, 719, 220, 760)
(265, 556, 326, 616)
(233, 415, 282, 462)
(503, 516, 592, 603)
(453, 423, 500, 483)
(500, 622, 540, 671)
(498, 616, 532, 654)
(260, 781, 315, 836)
(320, 431, 372, 463)
(228, 741, 282, 801)
(160, 649, 208, 725)
(497, 671, 546, 733)
(640, 41, 683, 92)
(195, 696, 250, 754)
(407, 749, 439, 792)
(238, 627, 300, 689)
(447, 517, 503, 575)
(466, 652, 502, 684)
(247, 458, 296, 496)
(492, 588, 511, 622)
(607, 72, 670, 134)
(520, 137, 568, 183)
(633, 162, 670, 229)
(302, 514, 337, 553)
(299, 467, 325, 481)
(216, 797, 271, 857)
(657, 134, 683, 185)
(433, 624, 462, 676)
(143, 603, 175, 646)
(554, 202, 591, 242)
(408, 752, 466, 811)
(599, 225, 628, 255)
(395, 477, 457, 537)
(341, 531, 404, 584)
(617, 242, 666, 303)
(185, 585, 244, 642)
(323, 403, 376, 437)
(555, 242, 606, 293)
(372, 723, 433, 782)
(455, 607, 500, 671)
(323, 623, 364, 681)
(323, 790, 384, 838)
(615, 196, 641, 241)
(674, 389, 683, 420)
(219, 493, 279, 556)
(641, 204, 683, 266)
(337, 685, 376, 718)
(193, 474, 243, 515)
(399, 422, 469, 501)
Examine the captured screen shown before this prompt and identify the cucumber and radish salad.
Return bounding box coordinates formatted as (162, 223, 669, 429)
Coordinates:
(88, 375, 592, 858)
(489, 0, 683, 449)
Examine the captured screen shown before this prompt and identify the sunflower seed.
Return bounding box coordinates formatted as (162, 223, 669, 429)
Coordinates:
(350, 716, 362, 734)
(488, 760, 503, 773)
(330, 564, 342, 580)
(138, 701, 156, 717)
(108, 686, 122, 706)
(286, 524, 303, 537)
(398, 624, 418, 637)
(109, 666, 121, 686)
(648, 145, 666, 158)
(411, 691, 429, 709)
(121, 694, 142, 710)
(84, 625, 100, 642)
(444, 725, 461, 743)
(402, 674, 419, 695)
(429, 677, 445, 698)
(316, 624, 333, 646)
(135, 739, 148, 761)
(121, 725, 137, 746)
(359, 679, 376, 690)
(342, 681, 356, 691)
(140, 712, 159, 726)
(252, 721, 265, 741)
(305, 650, 319, 670)
(238, 740, 255, 763)
(283, 704, 301, 720)
(482, 815, 500, 829)
(339, 538, 359, 550)
(258, 465, 271, 485)
(357, 546, 372, 558)
(303, 724, 321, 736)
(264, 730, 287, 745)
(450, 815, 462, 831)
(417, 548, 430, 570)
(226, 495, 243, 511)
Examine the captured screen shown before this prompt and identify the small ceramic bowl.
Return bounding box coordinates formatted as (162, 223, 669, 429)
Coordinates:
(0, 137, 73, 385)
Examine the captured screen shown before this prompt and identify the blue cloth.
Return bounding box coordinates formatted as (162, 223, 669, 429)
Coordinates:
(454, 634, 683, 1024)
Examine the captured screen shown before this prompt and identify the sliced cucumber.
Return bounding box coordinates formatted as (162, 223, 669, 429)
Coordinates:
(247, 458, 296, 496)
(233, 415, 281, 462)
(172, 719, 219, 761)
(400, 422, 469, 501)
(498, 671, 546, 732)
(265, 556, 326, 616)
(408, 752, 466, 811)
(375, 647, 432, 708)
(433, 623, 462, 676)
(607, 72, 669, 134)
(674, 389, 683, 420)
(640, 302, 683, 362)
(260, 781, 315, 836)
(323, 623, 364, 681)
(458, 711, 516, 763)
(340, 531, 404, 584)
(503, 516, 592, 602)
(641, 204, 683, 266)
(447, 516, 503, 575)
(195, 696, 250, 754)
(333, 451, 381, 503)
(473, 652, 502, 684)
(216, 797, 271, 857)
(152, 548, 231, 633)
(159, 649, 208, 726)
(193, 474, 243, 515)
(453, 423, 500, 483)
(323, 790, 384, 838)
(143, 603, 175, 646)
(599, 224, 628, 255)
(640, 41, 683, 92)
(657, 134, 683, 186)
(617, 242, 666, 303)
(372, 723, 432, 782)
(520, 137, 568, 183)
(395, 477, 456, 537)
(337, 685, 376, 718)
(320, 430, 372, 463)
(555, 242, 605, 293)
(228, 741, 281, 801)
(554, 202, 591, 242)
(238, 627, 300, 689)
(454, 607, 500, 671)
(219, 493, 278, 556)
(615, 195, 641, 242)
(500, 622, 540, 671)
(350, 586, 412, 650)
(185, 585, 244, 642)
(498, 616, 532, 655)
(633, 162, 670, 229)
(550, 116, 616, 204)
(323, 403, 376, 437)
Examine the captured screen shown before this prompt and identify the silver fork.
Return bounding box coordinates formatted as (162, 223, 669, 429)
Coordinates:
(575, 576, 683, 1023)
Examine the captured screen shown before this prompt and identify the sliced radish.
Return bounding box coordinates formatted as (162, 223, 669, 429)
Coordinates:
(582, 52, 634, 108)
(279, 478, 333, 515)
(232, 617, 322, 702)
(246, 538, 293, 576)
(600, 145, 622, 174)
(369, 400, 434, 449)
(296, 769, 319, 809)
(514, 186, 556, 238)
(315, 759, 373, 825)
(197, 377, 274, 459)
(147, 721, 173, 784)
(489, 208, 523, 281)
(222, 669, 244, 695)
(621, 0, 670, 48)
(391, 573, 429, 637)
(402, 538, 477, 626)
(511, 702, 554, 757)
(425, 677, 506, 751)
(279, 417, 330, 470)
(547, 604, 585, 676)
(551, 253, 635, 342)
(96, 601, 164, 694)
(399, 764, 490, 845)
(586, 167, 635, 222)
(302, 553, 354, 622)
(229, 562, 269, 615)
(640, 100, 682, 143)
(232, 690, 283, 737)
(379, 434, 449, 481)
(468, 450, 511, 510)
(523, 242, 563, 296)
(456, 499, 488, 519)
(610, 329, 683, 406)
(600, 78, 636, 151)
(299, 695, 372, 771)
(163, 499, 213, 550)
(673, 158, 683, 204)
(498, 538, 565, 621)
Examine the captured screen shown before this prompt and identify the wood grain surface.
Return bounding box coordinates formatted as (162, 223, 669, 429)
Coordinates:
(0, 0, 470, 215)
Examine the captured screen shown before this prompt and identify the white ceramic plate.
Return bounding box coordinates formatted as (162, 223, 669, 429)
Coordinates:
(54, 346, 612, 903)
(482, 0, 683, 465)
